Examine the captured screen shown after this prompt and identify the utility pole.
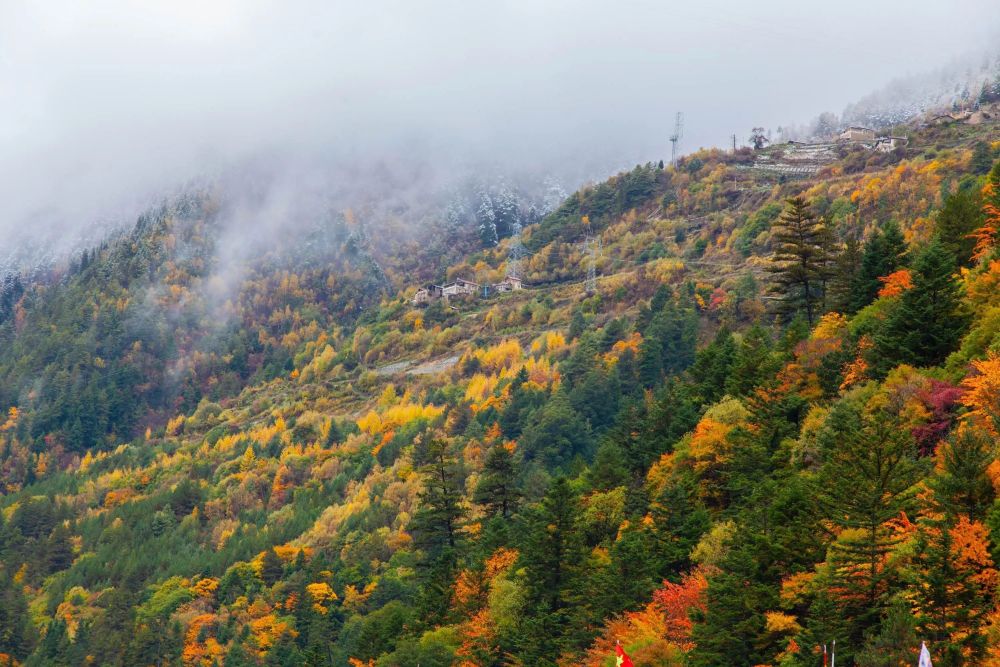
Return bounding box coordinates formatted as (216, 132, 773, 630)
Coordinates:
(732, 134, 737, 153)
(670, 112, 684, 166)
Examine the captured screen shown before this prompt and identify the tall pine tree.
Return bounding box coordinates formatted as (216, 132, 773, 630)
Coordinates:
(766, 196, 834, 325)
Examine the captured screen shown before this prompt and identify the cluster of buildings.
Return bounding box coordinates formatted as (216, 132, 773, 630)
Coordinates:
(838, 126, 907, 153)
(411, 275, 523, 306)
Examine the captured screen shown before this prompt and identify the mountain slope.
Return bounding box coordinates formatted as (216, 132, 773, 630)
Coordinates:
(0, 111, 999, 666)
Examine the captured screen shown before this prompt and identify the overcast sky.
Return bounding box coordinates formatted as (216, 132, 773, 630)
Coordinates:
(1, 0, 998, 257)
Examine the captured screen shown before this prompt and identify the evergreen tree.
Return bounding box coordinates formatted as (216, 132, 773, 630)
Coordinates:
(690, 478, 823, 667)
(850, 220, 908, 312)
(815, 387, 926, 650)
(0, 572, 34, 660)
(518, 391, 594, 470)
(766, 196, 835, 325)
(688, 327, 737, 405)
(972, 141, 995, 175)
(638, 292, 698, 386)
(646, 473, 710, 576)
(587, 439, 630, 491)
(909, 512, 996, 666)
(936, 186, 984, 267)
(877, 238, 966, 369)
(410, 436, 466, 623)
(473, 443, 521, 519)
(829, 233, 862, 312)
(260, 548, 284, 586)
(45, 524, 74, 574)
(724, 325, 778, 397)
(932, 427, 995, 520)
(516, 478, 588, 666)
(852, 600, 919, 667)
(641, 380, 700, 466)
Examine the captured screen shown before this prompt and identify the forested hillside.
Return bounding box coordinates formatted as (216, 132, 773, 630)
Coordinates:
(1, 110, 1000, 667)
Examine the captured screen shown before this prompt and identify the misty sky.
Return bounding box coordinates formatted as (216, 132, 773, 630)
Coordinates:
(1, 0, 998, 256)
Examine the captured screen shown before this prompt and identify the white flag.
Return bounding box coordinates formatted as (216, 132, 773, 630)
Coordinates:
(918, 642, 933, 667)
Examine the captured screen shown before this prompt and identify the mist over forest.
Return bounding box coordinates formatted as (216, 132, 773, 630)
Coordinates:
(3, 3, 1000, 667)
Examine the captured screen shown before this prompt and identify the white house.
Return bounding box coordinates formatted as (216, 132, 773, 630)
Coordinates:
(493, 276, 524, 292)
(441, 278, 479, 297)
(839, 126, 876, 143)
(874, 136, 907, 153)
(411, 284, 443, 305)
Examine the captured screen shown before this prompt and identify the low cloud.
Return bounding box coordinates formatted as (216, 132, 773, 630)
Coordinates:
(1, 0, 998, 266)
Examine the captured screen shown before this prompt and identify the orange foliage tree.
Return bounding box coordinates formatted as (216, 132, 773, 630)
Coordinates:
(961, 353, 1000, 434)
(575, 568, 710, 666)
(971, 167, 1000, 261)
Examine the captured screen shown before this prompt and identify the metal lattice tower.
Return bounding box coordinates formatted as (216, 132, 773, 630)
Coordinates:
(670, 112, 684, 166)
(583, 235, 601, 294)
(507, 221, 525, 280)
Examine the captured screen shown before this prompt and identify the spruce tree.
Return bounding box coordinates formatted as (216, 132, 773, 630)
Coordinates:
(46, 524, 74, 574)
(517, 478, 588, 666)
(690, 478, 822, 666)
(473, 443, 521, 519)
(972, 141, 995, 175)
(587, 439, 630, 491)
(936, 186, 984, 267)
(0, 571, 34, 660)
(815, 387, 926, 649)
(829, 233, 862, 313)
(260, 548, 284, 586)
(724, 325, 778, 397)
(877, 238, 966, 369)
(411, 436, 466, 623)
(766, 196, 834, 325)
(932, 427, 995, 520)
(909, 512, 996, 665)
(850, 219, 908, 312)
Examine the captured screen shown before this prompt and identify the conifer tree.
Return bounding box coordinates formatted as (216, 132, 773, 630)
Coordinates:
(766, 196, 834, 325)
(517, 477, 588, 666)
(972, 141, 995, 175)
(829, 233, 862, 312)
(932, 427, 995, 520)
(850, 219, 908, 312)
(688, 327, 737, 405)
(260, 547, 284, 586)
(411, 436, 467, 623)
(691, 478, 822, 667)
(852, 600, 919, 667)
(936, 186, 985, 266)
(815, 387, 926, 648)
(909, 511, 998, 665)
(877, 238, 966, 369)
(724, 325, 778, 397)
(0, 571, 34, 660)
(473, 443, 521, 519)
(412, 437, 466, 557)
(587, 439, 630, 491)
(45, 523, 74, 574)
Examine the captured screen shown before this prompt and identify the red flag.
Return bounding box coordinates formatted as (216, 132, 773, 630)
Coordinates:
(615, 642, 634, 667)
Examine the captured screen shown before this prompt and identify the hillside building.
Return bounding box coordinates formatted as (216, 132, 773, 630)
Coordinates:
(441, 278, 479, 297)
(411, 284, 443, 305)
(874, 136, 907, 153)
(493, 275, 523, 292)
(839, 126, 876, 143)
